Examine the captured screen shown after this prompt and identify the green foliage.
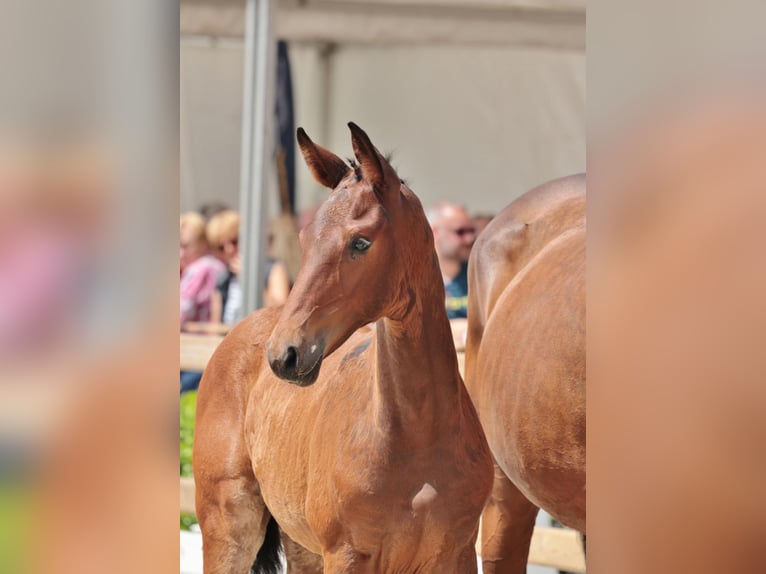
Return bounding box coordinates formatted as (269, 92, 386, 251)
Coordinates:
(180, 512, 198, 530)
(180, 390, 199, 530)
(180, 390, 198, 477)
(0, 482, 32, 574)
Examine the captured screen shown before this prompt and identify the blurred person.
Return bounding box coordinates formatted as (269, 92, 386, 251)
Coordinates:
(197, 200, 229, 221)
(0, 143, 110, 360)
(205, 211, 295, 322)
(263, 217, 293, 308)
(206, 210, 242, 325)
(180, 212, 225, 394)
(179, 212, 225, 327)
(425, 201, 477, 320)
(265, 213, 304, 308)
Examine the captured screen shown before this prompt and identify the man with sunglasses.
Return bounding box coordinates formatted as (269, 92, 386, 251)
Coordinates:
(426, 202, 477, 322)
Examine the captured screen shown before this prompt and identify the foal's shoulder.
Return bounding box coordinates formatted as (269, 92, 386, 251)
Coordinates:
(206, 306, 282, 376)
(230, 306, 283, 343)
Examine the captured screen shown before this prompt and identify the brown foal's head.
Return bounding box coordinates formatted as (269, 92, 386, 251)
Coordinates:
(266, 123, 431, 385)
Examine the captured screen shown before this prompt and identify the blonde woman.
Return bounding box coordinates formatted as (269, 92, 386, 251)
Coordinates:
(267, 213, 301, 302)
(180, 212, 226, 327)
(206, 210, 242, 325)
(206, 211, 291, 324)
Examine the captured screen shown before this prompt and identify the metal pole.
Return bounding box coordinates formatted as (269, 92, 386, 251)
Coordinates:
(239, 0, 275, 315)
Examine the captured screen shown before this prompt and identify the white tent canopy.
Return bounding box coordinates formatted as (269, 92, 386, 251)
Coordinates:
(180, 0, 585, 312)
(181, 0, 585, 49)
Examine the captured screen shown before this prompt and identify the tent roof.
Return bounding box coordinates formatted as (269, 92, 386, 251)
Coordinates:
(181, 0, 585, 50)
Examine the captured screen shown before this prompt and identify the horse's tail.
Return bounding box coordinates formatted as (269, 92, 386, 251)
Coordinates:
(251, 516, 283, 574)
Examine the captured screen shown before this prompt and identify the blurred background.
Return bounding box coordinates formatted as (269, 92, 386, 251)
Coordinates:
(179, 0, 585, 319)
(2, 0, 765, 573)
(180, 0, 585, 216)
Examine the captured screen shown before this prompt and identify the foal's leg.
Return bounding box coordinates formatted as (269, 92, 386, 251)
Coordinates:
(194, 367, 271, 573)
(196, 473, 271, 574)
(481, 464, 539, 574)
(321, 547, 373, 574)
(457, 540, 480, 574)
(283, 531, 323, 574)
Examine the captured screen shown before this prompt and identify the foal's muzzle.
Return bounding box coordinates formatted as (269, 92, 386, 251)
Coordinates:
(266, 339, 324, 386)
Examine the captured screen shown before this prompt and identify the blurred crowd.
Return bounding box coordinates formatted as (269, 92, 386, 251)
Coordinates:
(179, 195, 492, 390)
(180, 199, 492, 333)
(179, 205, 303, 334)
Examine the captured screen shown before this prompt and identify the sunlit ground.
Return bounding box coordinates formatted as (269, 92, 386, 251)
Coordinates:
(179, 514, 559, 574)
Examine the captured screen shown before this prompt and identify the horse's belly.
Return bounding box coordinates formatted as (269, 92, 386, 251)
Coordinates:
(485, 382, 586, 530)
(480, 346, 585, 520)
(494, 416, 586, 531)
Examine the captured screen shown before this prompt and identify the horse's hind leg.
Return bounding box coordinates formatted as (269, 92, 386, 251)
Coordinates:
(481, 464, 538, 574)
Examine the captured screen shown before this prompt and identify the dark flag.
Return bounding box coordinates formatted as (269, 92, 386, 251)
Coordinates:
(275, 40, 295, 214)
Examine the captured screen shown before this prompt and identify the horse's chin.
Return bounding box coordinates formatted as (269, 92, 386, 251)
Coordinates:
(284, 357, 323, 387)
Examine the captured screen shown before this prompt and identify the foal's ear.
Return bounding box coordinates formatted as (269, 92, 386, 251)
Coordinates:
(297, 127, 349, 190)
(348, 122, 387, 189)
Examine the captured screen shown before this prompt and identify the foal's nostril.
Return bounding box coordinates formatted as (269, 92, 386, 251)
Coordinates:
(284, 346, 298, 372)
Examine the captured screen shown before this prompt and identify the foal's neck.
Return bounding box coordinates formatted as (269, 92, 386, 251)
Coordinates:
(373, 261, 463, 441)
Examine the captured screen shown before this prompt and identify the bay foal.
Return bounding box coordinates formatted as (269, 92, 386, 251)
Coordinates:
(194, 123, 493, 573)
(464, 175, 586, 574)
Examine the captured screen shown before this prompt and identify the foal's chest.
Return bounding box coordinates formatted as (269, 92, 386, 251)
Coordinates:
(308, 446, 474, 550)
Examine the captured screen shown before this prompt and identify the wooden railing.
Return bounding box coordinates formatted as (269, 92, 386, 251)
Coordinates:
(180, 327, 586, 572)
(180, 332, 225, 372)
(183, 322, 231, 336)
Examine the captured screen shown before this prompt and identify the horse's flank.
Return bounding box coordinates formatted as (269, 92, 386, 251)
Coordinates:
(465, 174, 585, 574)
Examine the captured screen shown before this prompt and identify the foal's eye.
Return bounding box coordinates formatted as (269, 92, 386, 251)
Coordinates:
(350, 237, 372, 253)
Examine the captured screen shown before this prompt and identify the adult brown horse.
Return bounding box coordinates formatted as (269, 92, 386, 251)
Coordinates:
(464, 175, 586, 574)
(193, 123, 493, 573)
